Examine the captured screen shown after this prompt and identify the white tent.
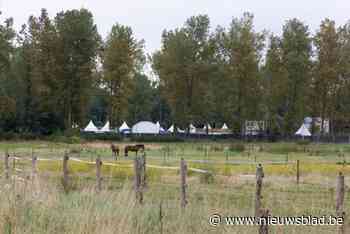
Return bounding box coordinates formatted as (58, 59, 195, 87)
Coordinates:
(295, 124, 311, 137)
(156, 121, 166, 133)
(222, 123, 228, 130)
(189, 124, 196, 133)
(84, 120, 99, 132)
(119, 121, 130, 133)
(98, 121, 111, 133)
(203, 124, 212, 130)
(167, 124, 185, 133)
(132, 121, 160, 134)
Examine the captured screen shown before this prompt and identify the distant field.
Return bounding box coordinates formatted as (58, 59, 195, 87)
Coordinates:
(0, 140, 349, 233)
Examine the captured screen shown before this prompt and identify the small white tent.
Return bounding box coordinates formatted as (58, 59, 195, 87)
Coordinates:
(203, 124, 212, 130)
(295, 124, 311, 137)
(98, 121, 111, 133)
(132, 121, 160, 134)
(119, 121, 130, 133)
(222, 123, 228, 130)
(156, 121, 166, 133)
(167, 124, 185, 133)
(84, 120, 98, 132)
(189, 124, 196, 133)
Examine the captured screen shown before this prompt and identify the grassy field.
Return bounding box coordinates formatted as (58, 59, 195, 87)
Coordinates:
(0, 140, 349, 233)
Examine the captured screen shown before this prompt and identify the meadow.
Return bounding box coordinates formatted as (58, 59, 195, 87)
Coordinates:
(0, 140, 349, 233)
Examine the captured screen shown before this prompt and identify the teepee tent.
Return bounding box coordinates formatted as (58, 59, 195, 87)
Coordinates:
(84, 120, 98, 132)
(189, 124, 196, 133)
(295, 124, 311, 138)
(168, 124, 185, 133)
(222, 123, 228, 130)
(119, 121, 130, 133)
(98, 121, 111, 133)
(203, 124, 212, 130)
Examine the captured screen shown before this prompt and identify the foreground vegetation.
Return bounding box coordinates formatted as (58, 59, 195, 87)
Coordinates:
(0, 141, 349, 233)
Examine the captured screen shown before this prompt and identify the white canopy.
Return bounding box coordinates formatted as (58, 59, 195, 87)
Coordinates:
(98, 121, 111, 133)
(295, 124, 311, 137)
(168, 124, 185, 133)
(189, 124, 196, 133)
(222, 123, 228, 130)
(156, 121, 166, 133)
(132, 121, 160, 134)
(203, 124, 212, 130)
(84, 120, 99, 132)
(119, 121, 130, 132)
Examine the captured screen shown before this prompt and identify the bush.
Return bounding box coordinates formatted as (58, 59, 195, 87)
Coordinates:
(80, 132, 122, 141)
(296, 139, 311, 146)
(130, 135, 184, 143)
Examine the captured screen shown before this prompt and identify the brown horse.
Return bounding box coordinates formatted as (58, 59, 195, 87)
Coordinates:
(124, 144, 145, 157)
(110, 144, 120, 160)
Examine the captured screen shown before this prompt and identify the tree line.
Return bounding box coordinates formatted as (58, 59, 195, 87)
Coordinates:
(1, 9, 350, 136)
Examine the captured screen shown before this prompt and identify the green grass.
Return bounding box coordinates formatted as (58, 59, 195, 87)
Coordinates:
(0, 140, 349, 233)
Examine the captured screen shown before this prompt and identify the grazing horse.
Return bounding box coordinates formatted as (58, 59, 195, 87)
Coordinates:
(110, 144, 120, 160)
(124, 144, 145, 157)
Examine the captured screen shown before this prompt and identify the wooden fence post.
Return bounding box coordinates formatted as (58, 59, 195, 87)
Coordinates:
(31, 154, 37, 179)
(12, 156, 16, 170)
(180, 158, 188, 208)
(134, 156, 143, 204)
(4, 151, 9, 179)
(159, 201, 163, 234)
(140, 152, 147, 189)
(62, 154, 69, 192)
(258, 209, 269, 234)
(336, 172, 345, 234)
(96, 156, 102, 192)
(255, 164, 264, 217)
(296, 160, 300, 185)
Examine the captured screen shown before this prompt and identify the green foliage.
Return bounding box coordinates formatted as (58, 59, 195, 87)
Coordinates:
(102, 23, 144, 127)
(296, 139, 311, 145)
(130, 135, 184, 142)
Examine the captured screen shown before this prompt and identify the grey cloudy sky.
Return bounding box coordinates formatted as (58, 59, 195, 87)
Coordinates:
(0, 0, 349, 54)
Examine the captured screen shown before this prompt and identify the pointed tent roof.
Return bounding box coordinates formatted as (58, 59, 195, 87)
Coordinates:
(189, 124, 196, 133)
(168, 124, 174, 133)
(295, 124, 311, 136)
(222, 123, 228, 130)
(84, 120, 98, 132)
(203, 124, 212, 130)
(99, 121, 111, 132)
(119, 121, 130, 131)
(168, 124, 185, 133)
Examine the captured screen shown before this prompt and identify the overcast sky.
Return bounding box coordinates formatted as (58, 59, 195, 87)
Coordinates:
(0, 0, 349, 55)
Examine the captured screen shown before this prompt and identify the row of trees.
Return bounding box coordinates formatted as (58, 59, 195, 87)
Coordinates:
(1, 9, 350, 136)
(0, 9, 165, 134)
(153, 13, 350, 135)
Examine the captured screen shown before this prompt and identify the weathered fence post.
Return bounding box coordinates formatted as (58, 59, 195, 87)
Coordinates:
(96, 156, 102, 192)
(12, 156, 16, 170)
(4, 151, 9, 179)
(336, 172, 345, 234)
(296, 160, 300, 185)
(159, 201, 163, 234)
(140, 152, 147, 189)
(255, 164, 264, 217)
(62, 153, 69, 192)
(258, 209, 269, 234)
(31, 154, 37, 179)
(134, 156, 143, 204)
(180, 158, 188, 208)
